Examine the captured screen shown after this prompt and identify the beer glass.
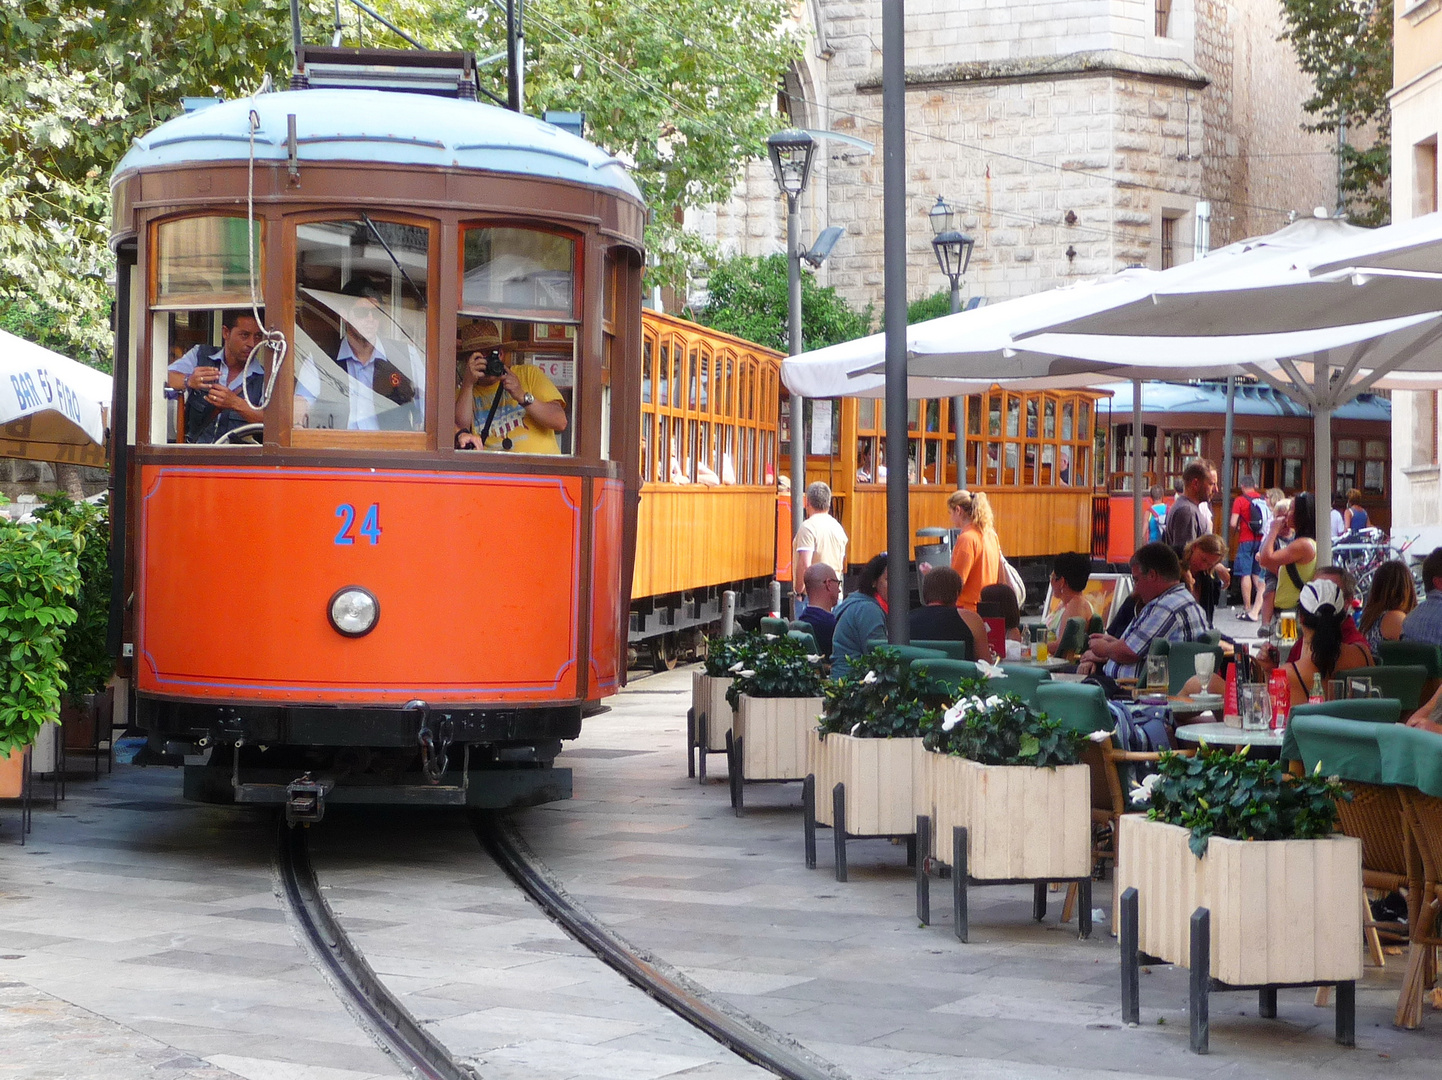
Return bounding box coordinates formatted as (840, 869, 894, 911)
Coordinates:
(1240, 684, 1272, 731)
(1145, 654, 1169, 693)
(1278, 610, 1298, 642)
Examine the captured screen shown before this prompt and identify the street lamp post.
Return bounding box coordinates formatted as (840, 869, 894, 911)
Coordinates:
(768, 129, 818, 538)
(929, 195, 976, 483)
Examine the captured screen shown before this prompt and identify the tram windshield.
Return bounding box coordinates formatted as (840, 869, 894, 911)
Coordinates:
(148, 215, 270, 446)
(292, 218, 430, 437)
(455, 226, 578, 456)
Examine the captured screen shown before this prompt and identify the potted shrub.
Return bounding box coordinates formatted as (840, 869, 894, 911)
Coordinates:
(690, 631, 756, 777)
(0, 513, 83, 797)
(35, 494, 112, 752)
(1119, 747, 1361, 990)
(925, 685, 1092, 885)
(726, 634, 825, 808)
(811, 646, 954, 838)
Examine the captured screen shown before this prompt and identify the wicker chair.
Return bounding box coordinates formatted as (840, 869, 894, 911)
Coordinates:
(1335, 782, 1415, 969)
(1396, 790, 1442, 1029)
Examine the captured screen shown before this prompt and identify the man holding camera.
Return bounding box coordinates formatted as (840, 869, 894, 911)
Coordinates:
(454, 319, 567, 454)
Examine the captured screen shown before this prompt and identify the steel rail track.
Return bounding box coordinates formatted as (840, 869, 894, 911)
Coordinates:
(275, 818, 481, 1080)
(473, 811, 846, 1080)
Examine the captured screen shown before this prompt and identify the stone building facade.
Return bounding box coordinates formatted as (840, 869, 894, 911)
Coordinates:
(690, 0, 1338, 317)
(1387, 0, 1442, 551)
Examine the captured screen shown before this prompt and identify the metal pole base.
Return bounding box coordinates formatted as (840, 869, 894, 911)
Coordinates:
(803, 774, 817, 869)
(832, 782, 847, 882)
(916, 814, 931, 925)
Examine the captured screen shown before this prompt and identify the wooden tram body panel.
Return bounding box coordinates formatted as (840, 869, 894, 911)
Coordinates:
(784, 389, 1110, 568)
(629, 311, 784, 629)
(109, 83, 646, 773)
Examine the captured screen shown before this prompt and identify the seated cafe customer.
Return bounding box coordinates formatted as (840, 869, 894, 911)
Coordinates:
(910, 567, 994, 664)
(1402, 546, 1442, 648)
(796, 562, 840, 655)
(830, 554, 889, 679)
(1078, 542, 1208, 693)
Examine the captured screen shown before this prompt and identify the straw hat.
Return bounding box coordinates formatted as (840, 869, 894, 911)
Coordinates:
(457, 318, 501, 353)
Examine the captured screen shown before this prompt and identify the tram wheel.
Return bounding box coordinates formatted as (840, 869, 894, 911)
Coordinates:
(651, 634, 679, 672)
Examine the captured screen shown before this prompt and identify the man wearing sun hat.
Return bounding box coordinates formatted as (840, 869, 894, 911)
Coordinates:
(453, 317, 567, 454)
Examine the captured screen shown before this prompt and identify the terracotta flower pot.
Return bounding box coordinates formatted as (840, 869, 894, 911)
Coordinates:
(0, 747, 28, 799)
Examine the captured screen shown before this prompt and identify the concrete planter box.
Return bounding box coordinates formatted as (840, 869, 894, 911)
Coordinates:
(691, 672, 734, 753)
(927, 753, 1091, 881)
(810, 733, 925, 836)
(735, 695, 822, 781)
(1116, 816, 1363, 987)
(31, 721, 58, 775)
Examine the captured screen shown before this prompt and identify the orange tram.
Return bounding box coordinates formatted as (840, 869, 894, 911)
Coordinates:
(109, 49, 646, 817)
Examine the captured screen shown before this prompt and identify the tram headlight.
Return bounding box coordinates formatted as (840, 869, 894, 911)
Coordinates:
(327, 586, 380, 637)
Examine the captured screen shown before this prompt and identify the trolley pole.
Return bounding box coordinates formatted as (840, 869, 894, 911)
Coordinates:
(882, 0, 910, 643)
(788, 193, 806, 539)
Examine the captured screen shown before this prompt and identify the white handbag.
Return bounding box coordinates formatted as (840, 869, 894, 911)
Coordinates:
(999, 553, 1027, 607)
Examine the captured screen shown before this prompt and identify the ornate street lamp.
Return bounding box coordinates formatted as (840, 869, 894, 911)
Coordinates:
(768, 129, 819, 540)
(928, 195, 976, 315)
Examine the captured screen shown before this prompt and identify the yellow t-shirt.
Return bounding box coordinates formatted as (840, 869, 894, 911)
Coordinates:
(462, 365, 565, 455)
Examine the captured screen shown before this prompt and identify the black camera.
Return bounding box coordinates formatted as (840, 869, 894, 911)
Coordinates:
(484, 349, 505, 378)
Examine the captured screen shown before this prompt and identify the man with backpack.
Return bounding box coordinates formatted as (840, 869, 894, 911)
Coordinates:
(1229, 473, 1268, 622)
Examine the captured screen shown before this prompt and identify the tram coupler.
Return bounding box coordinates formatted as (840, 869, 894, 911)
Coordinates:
(286, 772, 335, 826)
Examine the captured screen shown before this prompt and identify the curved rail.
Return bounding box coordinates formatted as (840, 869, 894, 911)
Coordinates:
(275, 818, 481, 1080)
(473, 811, 846, 1080)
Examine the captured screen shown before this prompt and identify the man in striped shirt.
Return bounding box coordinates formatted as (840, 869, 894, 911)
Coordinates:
(1079, 542, 1209, 683)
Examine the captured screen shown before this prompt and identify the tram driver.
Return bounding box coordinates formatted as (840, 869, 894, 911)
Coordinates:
(454, 318, 567, 454)
(166, 309, 267, 443)
(293, 278, 424, 431)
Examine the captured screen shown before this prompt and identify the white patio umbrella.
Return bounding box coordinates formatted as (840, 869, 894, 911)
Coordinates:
(0, 330, 111, 468)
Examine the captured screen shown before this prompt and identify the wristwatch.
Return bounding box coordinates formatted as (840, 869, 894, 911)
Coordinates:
(520, 392, 535, 406)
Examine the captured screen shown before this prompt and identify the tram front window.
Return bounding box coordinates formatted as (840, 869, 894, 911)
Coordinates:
(456, 225, 579, 456)
(292, 218, 429, 436)
(149, 215, 269, 445)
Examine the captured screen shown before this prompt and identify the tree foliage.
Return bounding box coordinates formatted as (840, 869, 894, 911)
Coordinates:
(691, 253, 873, 353)
(907, 289, 955, 325)
(0, 0, 796, 363)
(1278, 0, 1393, 226)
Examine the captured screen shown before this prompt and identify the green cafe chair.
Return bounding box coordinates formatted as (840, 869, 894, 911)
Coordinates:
(1159, 641, 1226, 696)
(911, 638, 972, 661)
(911, 658, 979, 692)
(1290, 699, 1404, 725)
(1036, 681, 1113, 738)
(759, 616, 790, 637)
(887, 645, 948, 666)
(1055, 617, 1087, 660)
(992, 664, 1051, 706)
(1087, 614, 1105, 636)
(786, 629, 818, 654)
(1378, 640, 1442, 679)
(1340, 664, 1429, 713)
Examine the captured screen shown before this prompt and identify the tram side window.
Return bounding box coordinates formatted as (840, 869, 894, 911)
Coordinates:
(149, 217, 269, 445)
(457, 226, 577, 455)
(292, 219, 429, 437)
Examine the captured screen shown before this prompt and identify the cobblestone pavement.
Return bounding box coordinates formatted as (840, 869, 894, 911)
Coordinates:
(0, 768, 398, 1080)
(517, 666, 1442, 1080)
(2, 667, 1438, 1080)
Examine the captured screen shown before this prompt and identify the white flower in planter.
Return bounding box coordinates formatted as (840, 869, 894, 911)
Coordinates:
(806, 654, 822, 663)
(942, 695, 984, 731)
(1088, 728, 1116, 744)
(984, 695, 1004, 710)
(862, 671, 878, 685)
(975, 659, 1003, 680)
(763, 633, 778, 640)
(729, 661, 745, 673)
(738, 669, 756, 678)
(1130, 772, 1163, 806)
(851, 722, 862, 736)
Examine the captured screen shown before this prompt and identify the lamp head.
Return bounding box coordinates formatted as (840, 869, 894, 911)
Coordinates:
(929, 195, 956, 238)
(767, 129, 817, 198)
(931, 229, 975, 280)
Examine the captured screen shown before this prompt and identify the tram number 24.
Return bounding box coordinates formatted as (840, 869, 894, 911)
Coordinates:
(334, 503, 382, 546)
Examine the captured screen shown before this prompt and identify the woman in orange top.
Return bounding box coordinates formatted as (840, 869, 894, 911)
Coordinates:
(948, 489, 1000, 611)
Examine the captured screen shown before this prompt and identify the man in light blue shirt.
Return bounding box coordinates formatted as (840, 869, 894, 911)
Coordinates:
(295, 278, 423, 431)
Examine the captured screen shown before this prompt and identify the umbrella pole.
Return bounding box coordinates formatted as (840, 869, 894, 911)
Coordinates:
(1315, 357, 1332, 567)
(1132, 379, 1144, 551)
(882, 0, 910, 643)
(1221, 376, 1236, 547)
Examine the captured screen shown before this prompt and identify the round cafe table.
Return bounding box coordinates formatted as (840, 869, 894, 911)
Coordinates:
(1174, 721, 1284, 757)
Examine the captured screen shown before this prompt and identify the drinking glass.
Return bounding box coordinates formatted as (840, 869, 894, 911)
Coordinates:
(1347, 676, 1377, 699)
(1278, 610, 1298, 642)
(1192, 652, 1216, 686)
(1240, 684, 1272, 731)
(1327, 679, 1347, 702)
(1146, 654, 1169, 693)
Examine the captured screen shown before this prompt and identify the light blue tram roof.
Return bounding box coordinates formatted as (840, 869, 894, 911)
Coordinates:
(1100, 380, 1391, 422)
(113, 89, 642, 203)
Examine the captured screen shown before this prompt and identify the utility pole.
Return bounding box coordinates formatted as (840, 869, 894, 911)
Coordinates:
(882, 0, 909, 643)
